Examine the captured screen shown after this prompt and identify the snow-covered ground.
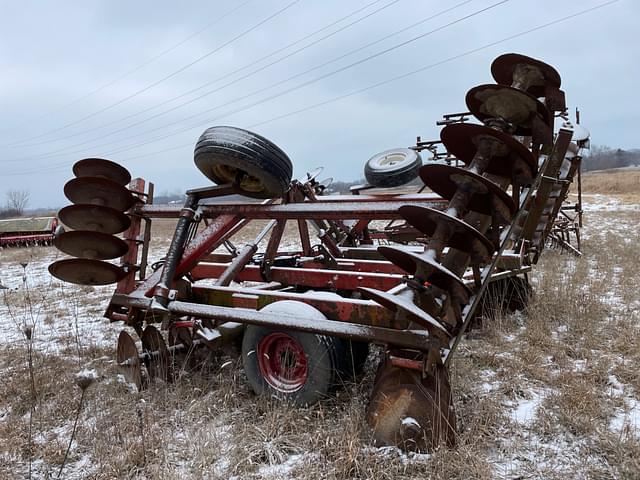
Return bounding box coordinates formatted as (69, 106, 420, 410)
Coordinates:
(0, 195, 638, 479)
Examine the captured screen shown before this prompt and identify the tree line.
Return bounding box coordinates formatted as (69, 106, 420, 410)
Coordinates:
(0, 190, 30, 219)
(582, 146, 640, 172)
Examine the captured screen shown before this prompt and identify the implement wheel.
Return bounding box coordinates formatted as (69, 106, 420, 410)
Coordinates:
(364, 148, 422, 188)
(194, 126, 293, 199)
(242, 302, 339, 406)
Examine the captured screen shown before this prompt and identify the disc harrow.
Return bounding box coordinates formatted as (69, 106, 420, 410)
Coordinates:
(49, 54, 589, 453)
(359, 52, 569, 449)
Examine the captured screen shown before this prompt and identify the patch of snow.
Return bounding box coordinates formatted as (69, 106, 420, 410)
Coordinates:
(258, 452, 317, 478)
(401, 416, 420, 428)
(581, 195, 640, 212)
(0, 249, 122, 353)
(507, 389, 547, 425)
(361, 445, 432, 464)
(573, 359, 587, 373)
(610, 398, 640, 438)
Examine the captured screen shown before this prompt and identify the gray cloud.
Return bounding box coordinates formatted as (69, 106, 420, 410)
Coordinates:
(0, 0, 634, 208)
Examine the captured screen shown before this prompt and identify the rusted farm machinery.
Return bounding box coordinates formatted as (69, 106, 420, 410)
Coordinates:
(0, 216, 59, 247)
(49, 53, 589, 452)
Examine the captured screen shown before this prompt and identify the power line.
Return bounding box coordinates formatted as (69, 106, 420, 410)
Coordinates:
(249, 2, 620, 128)
(10, 0, 401, 151)
(113, 1, 623, 162)
(4, 0, 618, 176)
(5, 0, 301, 146)
(103, 0, 510, 156)
(10, 0, 503, 163)
(0, 0, 254, 138)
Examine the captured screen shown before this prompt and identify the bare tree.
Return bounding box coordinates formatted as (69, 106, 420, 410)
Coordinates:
(6, 190, 30, 216)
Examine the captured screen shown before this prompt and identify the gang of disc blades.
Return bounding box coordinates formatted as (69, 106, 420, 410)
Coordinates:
(141, 325, 170, 382)
(117, 330, 142, 390)
(377, 246, 471, 301)
(73, 158, 131, 186)
(465, 84, 550, 136)
(58, 204, 131, 234)
(419, 164, 515, 222)
(48, 258, 127, 285)
(440, 123, 536, 179)
(54, 231, 128, 260)
(491, 53, 561, 98)
(399, 205, 494, 263)
(358, 287, 450, 342)
(64, 176, 135, 212)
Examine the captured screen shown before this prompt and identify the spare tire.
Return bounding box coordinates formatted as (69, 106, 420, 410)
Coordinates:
(364, 148, 422, 188)
(194, 126, 293, 199)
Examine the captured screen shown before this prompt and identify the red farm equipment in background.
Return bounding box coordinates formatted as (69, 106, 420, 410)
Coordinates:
(0, 216, 58, 247)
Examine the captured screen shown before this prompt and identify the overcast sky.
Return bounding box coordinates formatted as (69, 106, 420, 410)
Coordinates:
(0, 0, 635, 208)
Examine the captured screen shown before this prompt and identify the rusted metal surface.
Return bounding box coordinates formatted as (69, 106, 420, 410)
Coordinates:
(141, 325, 170, 382)
(64, 176, 135, 211)
(138, 200, 446, 221)
(399, 205, 494, 263)
(367, 361, 456, 451)
(49, 52, 585, 455)
(73, 158, 132, 185)
(109, 293, 438, 351)
(519, 129, 573, 246)
(116, 330, 142, 390)
(49, 258, 127, 285)
(58, 204, 131, 234)
(191, 285, 397, 328)
(54, 231, 128, 260)
(440, 122, 537, 180)
(491, 53, 561, 97)
(191, 262, 404, 291)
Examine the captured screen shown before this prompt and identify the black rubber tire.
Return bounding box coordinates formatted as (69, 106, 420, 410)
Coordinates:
(364, 148, 422, 188)
(241, 302, 339, 406)
(194, 126, 293, 199)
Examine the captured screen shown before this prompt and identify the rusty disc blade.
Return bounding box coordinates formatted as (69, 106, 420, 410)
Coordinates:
(54, 231, 128, 260)
(399, 205, 494, 254)
(49, 258, 127, 285)
(168, 324, 193, 349)
(399, 205, 494, 263)
(168, 324, 195, 372)
(117, 330, 142, 390)
(64, 177, 135, 212)
(58, 204, 131, 234)
(440, 123, 536, 179)
(378, 246, 470, 301)
(367, 362, 456, 452)
(141, 325, 170, 382)
(419, 164, 515, 222)
(465, 84, 550, 136)
(491, 53, 561, 98)
(73, 158, 131, 186)
(359, 287, 450, 342)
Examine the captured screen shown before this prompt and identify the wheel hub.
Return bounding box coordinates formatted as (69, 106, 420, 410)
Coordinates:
(257, 332, 308, 392)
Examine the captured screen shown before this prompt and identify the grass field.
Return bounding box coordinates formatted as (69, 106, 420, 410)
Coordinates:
(0, 173, 638, 479)
(579, 168, 640, 203)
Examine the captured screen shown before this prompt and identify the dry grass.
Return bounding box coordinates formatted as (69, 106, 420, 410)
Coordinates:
(1, 197, 639, 479)
(0, 245, 51, 264)
(579, 168, 640, 203)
